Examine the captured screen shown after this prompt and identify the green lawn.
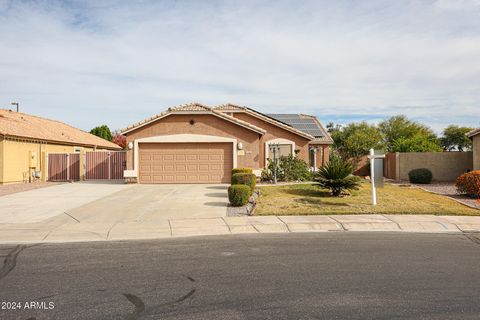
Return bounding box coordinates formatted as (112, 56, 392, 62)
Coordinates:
(255, 182, 479, 216)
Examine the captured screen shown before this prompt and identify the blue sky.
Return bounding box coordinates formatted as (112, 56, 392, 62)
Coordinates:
(1, 0, 479, 133)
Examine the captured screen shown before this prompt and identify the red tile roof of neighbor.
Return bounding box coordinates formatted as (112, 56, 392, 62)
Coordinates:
(467, 128, 480, 138)
(0, 109, 121, 150)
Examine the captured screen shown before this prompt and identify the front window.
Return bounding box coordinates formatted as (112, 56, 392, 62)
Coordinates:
(268, 144, 292, 159)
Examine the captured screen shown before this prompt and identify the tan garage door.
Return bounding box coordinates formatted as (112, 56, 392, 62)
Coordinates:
(139, 143, 233, 184)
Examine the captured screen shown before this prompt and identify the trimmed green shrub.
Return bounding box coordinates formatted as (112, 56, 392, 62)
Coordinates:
(408, 168, 433, 184)
(455, 170, 480, 198)
(231, 173, 256, 191)
(316, 155, 361, 196)
(232, 168, 253, 175)
(261, 153, 312, 182)
(228, 185, 251, 207)
(279, 154, 312, 181)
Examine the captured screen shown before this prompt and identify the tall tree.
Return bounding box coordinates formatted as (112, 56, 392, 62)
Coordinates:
(378, 115, 440, 152)
(326, 122, 341, 134)
(440, 125, 474, 151)
(90, 125, 113, 141)
(332, 122, 385, 162)
(390, 135, 443, 152)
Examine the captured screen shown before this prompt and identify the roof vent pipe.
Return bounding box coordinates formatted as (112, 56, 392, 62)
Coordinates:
(11, 102, 19, 112)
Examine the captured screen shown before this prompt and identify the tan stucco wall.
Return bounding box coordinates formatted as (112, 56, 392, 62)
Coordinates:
(0, 139, 95, 184)
(397, 151, 473, 182)
(473, 135, 480, 170)
(125, 114, 262, 171)
(0, 138, 4, 183)
(233, 113, 311, 167)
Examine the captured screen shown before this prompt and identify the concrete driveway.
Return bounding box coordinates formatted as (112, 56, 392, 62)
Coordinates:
(0, 183, 228, 224)
(65, 184, 229, 223)
(0, 183, 229, 242)
(0, 182, 131, 223)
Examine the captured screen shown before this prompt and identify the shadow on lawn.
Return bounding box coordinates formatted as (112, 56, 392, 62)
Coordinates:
(294, 198, 350, 207)
(283, 187, 331, 198)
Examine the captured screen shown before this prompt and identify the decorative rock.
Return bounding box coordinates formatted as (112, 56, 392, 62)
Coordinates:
(227, 190, 259, 216)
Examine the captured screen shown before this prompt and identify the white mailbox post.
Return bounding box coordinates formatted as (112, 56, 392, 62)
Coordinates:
(368, 149, 385, 206)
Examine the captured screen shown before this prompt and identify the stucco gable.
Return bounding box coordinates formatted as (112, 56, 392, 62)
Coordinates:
(121, 103, 266, 135)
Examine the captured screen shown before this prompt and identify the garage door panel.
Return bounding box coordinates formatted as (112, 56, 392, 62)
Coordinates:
(186, 175, 199, 182)
(140, 154, 153, 161)
(210, 164, 222, 170)
(210, 175, 221, 181)
(187, 164, 198, 171)
(139, 142, 232, 184)
(198, 164, 209, 171)
(210, 154, 222, 161)
(174, 164, 186, 171)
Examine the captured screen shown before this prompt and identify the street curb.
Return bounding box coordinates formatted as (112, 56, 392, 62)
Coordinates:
(1, 214, 480, 244)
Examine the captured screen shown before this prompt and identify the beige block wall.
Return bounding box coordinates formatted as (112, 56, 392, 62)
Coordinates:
(397, 151, 473, 182)
(473, 135, 480, 171)
(0, 139, 94, 184)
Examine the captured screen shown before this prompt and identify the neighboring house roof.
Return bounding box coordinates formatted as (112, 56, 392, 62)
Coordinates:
(467, 128, 480, 138)
(214, 104, 315, 140)
(120, 102, 266, 135)
(267, 113, 334, 144)
(0, 109, 121, 150)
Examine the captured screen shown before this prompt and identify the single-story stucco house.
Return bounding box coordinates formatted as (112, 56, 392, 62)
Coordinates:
(120, 103, 333, 184)
(0, 109, 121, 184)
(468, 128, 480, 170)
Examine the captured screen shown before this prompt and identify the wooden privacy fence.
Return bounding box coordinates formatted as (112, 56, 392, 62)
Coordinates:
(85, 151, 126, 180)
(47, 153, 80, 182)
(47, 151, 126, 182)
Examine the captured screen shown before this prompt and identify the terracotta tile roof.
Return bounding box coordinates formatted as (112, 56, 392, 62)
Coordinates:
(467, 128, 480, 138)
(214, 104, 245, 111)
(120, 102, 266, 135)
(168, 102, 211, 112)
(0, 109, 121, 150)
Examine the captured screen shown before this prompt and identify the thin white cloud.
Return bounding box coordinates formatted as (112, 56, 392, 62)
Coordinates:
(0, 0, 479, 133)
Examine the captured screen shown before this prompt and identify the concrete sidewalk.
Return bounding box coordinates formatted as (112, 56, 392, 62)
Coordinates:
(1, 214, 479, 244)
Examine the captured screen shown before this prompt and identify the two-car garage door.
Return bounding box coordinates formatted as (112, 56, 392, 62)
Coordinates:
(139, 143, 232, 184)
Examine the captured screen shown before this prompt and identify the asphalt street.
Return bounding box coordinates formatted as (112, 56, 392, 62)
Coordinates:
(1, 233, 480, 320)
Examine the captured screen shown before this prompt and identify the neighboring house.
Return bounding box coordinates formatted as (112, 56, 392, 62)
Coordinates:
(468, 128, 480, 170)
(0, 109, 121, 184)
(120, 102, 333, 184)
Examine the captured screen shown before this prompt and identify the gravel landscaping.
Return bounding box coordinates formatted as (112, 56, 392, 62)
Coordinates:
(411, 182, 480, 210)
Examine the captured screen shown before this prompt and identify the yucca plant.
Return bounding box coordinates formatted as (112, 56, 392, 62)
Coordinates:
(316, 155, 361, 196)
